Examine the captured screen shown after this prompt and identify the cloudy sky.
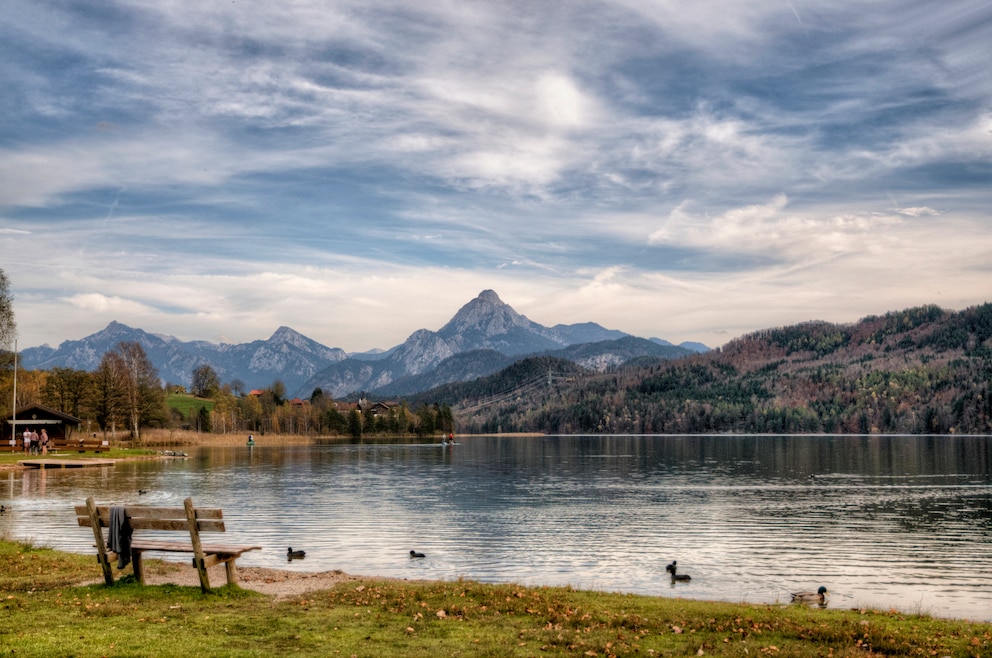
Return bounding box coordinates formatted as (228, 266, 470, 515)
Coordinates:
(2, 0, 990, 353)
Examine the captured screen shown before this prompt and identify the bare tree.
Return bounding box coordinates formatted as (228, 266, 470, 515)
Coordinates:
(92, 357, 126, 436)
(0, 268, 14, 349)
(0, 268, 16, 423)
(100, 341, 164, 440)
(191, 363, 221, 398)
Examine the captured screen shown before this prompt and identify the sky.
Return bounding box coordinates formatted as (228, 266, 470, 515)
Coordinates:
(2, 0, 991, 354)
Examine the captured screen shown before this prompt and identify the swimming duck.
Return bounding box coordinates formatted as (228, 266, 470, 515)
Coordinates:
(666, 560, 691, 581)
(791, 586, 828, 605)
(409, 550, 426, 558)
(287, 547, 306, 559)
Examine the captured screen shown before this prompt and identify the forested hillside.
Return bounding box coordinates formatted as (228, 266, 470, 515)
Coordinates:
(442, 304, 992, 434)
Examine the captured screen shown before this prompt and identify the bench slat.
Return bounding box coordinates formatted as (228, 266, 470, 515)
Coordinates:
(76, 516, 226, 532)
(129, 540, 260, 554)
(74, 505, 224, 520)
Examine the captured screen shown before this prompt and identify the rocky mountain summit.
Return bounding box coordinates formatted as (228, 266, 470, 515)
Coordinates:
(19, 290, 706, 398)
(301, 290, 694, 397)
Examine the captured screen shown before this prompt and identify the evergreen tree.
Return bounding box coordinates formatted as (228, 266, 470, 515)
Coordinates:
(347, 409, 363, 438)
(196, 405, 211, 432)
(41, 367, 92, 418)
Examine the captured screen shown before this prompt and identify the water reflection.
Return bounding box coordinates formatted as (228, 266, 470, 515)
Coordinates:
(1, 434, 990, 621)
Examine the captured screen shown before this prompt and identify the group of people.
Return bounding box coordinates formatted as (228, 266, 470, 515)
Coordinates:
(20, 427, 49, 455)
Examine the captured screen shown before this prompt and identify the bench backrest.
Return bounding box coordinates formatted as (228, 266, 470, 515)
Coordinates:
(74, 502, 226, 533)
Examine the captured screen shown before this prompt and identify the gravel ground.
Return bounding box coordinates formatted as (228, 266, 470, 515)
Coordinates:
(104, 561, 368, 599)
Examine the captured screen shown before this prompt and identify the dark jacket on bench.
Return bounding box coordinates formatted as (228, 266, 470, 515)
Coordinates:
(108, 506, 133, 568)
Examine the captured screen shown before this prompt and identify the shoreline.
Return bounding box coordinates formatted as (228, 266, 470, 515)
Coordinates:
(0, 430, 550, 470)
(103, 558, 992, 624)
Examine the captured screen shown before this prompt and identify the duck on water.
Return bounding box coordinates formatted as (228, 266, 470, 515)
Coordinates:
(665, 560, 691, 582)
(791, 586, 828, 606)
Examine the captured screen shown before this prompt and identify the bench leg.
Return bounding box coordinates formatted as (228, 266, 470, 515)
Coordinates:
(132, 550, 145, 585)
(96, 553, 115, 586)
(225, 559, 240, 587)
(192, 557, 212, 593)
(85, 497, 115, 586)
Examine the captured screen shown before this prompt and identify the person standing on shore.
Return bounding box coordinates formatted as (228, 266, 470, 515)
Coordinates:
(40, 429, 49, 455)
(30, 428, 40, 455)
(22, 428, 31, 454)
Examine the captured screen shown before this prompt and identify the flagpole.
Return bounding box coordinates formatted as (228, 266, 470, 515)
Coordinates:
(11, 339, 16, 446)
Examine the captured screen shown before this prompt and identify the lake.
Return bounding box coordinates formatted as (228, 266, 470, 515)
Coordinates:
(2, 434, 990, 621)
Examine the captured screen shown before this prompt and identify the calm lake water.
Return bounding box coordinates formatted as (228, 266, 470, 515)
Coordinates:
(2, 434, 991, 621)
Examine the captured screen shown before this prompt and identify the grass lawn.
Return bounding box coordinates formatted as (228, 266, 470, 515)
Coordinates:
(0, 447, 158, 467)
(1, 540, 989, 657)
(167, 392, 215, 417)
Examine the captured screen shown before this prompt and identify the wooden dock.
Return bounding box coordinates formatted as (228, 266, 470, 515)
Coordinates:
(18, 459, 116, 469)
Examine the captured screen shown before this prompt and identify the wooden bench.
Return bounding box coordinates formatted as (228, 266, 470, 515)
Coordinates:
(76, 497, 261, 592)
(59, 439, 109, 453)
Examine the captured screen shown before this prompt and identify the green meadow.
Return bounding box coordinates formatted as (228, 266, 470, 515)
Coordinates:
(166, 393, 216, 417)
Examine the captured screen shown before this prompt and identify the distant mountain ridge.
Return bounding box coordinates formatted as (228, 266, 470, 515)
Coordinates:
(19, 321, 348, 394)
(300, 290, 696, 397)
(19, 290, 707, 397)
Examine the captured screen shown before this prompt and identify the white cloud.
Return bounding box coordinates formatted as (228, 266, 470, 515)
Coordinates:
(66, 293, 155, 315)
(897, 206, 942, 217)
(647, 195, 912, 260)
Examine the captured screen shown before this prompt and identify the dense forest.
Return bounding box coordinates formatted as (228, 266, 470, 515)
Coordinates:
(432, 303, 992, 435)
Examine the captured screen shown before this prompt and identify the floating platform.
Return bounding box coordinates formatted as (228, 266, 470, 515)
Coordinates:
(18, 459, 116, 469)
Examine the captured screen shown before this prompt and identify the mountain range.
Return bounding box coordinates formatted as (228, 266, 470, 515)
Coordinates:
(18, 290, 706, 398)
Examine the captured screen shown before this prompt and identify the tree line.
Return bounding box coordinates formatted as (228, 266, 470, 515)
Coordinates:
(0, 340, 455, 442)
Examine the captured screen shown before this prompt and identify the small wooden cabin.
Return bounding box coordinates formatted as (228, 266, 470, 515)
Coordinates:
(4, 403, 82, 449)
